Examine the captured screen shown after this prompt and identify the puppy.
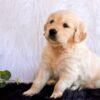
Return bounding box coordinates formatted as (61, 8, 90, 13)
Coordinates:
(23, 10, 100, 99)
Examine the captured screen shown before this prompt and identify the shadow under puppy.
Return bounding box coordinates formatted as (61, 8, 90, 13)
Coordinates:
(23, 10, 100, 99)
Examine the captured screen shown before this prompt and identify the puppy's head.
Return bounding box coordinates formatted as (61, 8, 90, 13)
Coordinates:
(44, 11, 87, 46)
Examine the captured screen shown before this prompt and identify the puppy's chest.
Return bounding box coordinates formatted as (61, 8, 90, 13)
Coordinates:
(49, 53, 63, 77)
(50, 56, 60, 69)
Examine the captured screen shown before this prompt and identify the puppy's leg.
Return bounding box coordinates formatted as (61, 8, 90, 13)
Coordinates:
(70, 84, 79, 90)
(23, 63, 51, 96)
(70, 79, 80, 90)
(50, 70, 79, 99)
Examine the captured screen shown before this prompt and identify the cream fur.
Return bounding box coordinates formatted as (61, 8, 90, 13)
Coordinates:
(23, 10, 100, 99)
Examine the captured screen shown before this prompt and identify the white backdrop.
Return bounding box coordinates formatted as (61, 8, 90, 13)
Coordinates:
(0, 0, 100, 82)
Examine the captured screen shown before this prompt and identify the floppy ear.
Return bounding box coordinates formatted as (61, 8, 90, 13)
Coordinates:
(74, 21, 87, 43)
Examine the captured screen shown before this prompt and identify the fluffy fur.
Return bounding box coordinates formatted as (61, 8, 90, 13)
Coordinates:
(23, 10, 100, 99)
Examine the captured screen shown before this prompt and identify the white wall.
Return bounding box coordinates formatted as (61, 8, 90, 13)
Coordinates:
(0, 0, 100, 82)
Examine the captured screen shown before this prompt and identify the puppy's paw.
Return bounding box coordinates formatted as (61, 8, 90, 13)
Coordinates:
(70, 85, 79, 90)
(23, 88, 37, 96)
(50, 91, 63, 99)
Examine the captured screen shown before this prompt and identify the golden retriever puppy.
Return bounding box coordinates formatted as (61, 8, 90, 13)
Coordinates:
(23, 10, 100, 99)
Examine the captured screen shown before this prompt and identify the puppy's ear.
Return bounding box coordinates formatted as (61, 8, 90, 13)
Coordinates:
(74, 21, 87, 43)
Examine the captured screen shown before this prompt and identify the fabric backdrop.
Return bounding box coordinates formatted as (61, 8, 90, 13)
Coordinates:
(0, 0, 100, 82)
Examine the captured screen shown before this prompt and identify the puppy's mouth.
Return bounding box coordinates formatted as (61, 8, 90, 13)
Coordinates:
(49, 35, 56, 41)
(46, 36, 61, 45)
(46, 34, 57, 42)
(44, 33, 60, 44)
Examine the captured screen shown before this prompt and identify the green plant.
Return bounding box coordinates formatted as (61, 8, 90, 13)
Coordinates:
(0, 70, 11, 88)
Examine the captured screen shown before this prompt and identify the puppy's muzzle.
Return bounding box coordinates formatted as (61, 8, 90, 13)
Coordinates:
(49, 29, 57, 40)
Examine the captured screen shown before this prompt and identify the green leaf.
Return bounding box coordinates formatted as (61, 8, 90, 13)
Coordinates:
(0, 80, 6, 88)
(0, 70, 11, 80)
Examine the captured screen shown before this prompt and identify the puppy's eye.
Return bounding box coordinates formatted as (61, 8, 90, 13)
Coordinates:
(63, 23, 69, 28)
(50, 20, 54, 24)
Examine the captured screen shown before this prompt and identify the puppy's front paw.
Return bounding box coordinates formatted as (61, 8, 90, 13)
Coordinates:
(23, 88, 37, 96)
(50, 91, 63, 99)
(70, 85, 79, 90)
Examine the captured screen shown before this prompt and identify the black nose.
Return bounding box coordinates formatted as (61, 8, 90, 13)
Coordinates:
(49, 29, 57, 39)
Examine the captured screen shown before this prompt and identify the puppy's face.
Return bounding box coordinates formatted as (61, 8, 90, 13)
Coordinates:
(44, 11, 87, 46)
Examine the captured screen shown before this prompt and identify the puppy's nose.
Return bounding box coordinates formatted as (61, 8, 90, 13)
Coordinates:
(49, 29, 57, 39)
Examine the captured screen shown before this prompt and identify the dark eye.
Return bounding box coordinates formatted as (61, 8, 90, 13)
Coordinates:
(50, 20, 54, 24)
(63, 23, 69, 28)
